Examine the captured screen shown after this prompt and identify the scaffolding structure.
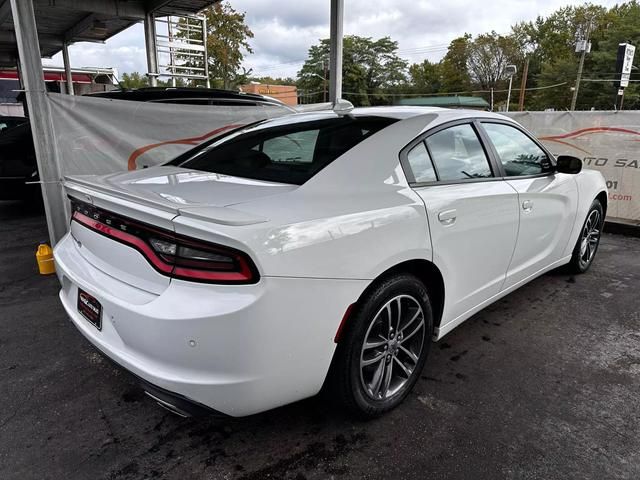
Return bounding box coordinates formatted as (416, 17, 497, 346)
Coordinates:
(154, 14, 210, 87)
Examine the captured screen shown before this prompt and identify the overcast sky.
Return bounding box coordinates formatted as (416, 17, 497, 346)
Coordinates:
(43, 0, 619, 81)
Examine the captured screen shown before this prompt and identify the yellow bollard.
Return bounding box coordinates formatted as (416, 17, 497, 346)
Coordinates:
(36, 243, 56, 275)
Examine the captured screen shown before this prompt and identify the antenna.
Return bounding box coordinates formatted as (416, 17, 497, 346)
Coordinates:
(332, 99, 354, 116)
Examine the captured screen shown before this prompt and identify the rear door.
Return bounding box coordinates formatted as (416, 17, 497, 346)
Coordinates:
(402, 121, 520, 323)
(478, 121, 578, 289)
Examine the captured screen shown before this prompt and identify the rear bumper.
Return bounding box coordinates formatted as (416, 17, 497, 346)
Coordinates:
(54, 232, 367, 416)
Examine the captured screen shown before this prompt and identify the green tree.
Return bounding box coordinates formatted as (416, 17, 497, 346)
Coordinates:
(467, 31, 522, 90)
(297, 35, 408, 106)
(511, 3, 611, 110)
(440, 35, 473, 93)
(119, 72, 174, 89)
(408, 59, 443, 93)
(120, 71, 150, 89)
(177, 1, 253, 89)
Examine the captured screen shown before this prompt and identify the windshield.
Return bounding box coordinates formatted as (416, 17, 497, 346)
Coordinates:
(172, 115, 397, 185)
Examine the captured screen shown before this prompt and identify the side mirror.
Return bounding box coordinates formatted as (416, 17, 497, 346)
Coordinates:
(556, 155, 582, 174)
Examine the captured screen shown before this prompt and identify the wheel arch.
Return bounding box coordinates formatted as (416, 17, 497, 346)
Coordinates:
(346, 259, 445, 337)
(596, 190, 607, 217)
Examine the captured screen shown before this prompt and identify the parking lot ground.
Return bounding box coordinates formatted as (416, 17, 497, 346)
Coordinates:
(1, 201, 639, 480)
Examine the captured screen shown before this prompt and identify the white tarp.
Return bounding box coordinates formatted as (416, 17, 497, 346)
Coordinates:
(506, 111, 640, 223)
(45, 94, 640, 223)
(47, 92, 291, 176)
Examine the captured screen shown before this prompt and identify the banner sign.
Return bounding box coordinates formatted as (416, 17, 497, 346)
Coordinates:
(507, 111, 640, 223)
(48, 92, 291, 176)
(615, 43, 636, 88)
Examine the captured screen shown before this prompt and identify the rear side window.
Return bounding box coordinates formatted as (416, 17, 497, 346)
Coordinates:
(425, 124, 493, 181)
(406, 142, 437, 183)
(177, 116, 397, 185)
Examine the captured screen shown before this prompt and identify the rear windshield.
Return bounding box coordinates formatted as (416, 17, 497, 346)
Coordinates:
(172, 115, 397, 185)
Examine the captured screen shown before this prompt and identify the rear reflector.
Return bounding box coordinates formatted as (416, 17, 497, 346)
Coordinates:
(70, 199, 259, 284)
(334, 303, 356, 343)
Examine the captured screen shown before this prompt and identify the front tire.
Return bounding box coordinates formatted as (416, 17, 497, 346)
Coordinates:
(567, 199, 604, 273)
(331, 274, 433, 418)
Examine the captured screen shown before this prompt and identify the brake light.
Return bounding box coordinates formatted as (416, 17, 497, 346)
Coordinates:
(70, 200, 258, 284)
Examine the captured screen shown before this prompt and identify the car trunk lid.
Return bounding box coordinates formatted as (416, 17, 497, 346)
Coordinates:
(64, 167, 291, 293)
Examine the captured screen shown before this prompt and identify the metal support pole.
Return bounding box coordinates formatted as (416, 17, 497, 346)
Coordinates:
(144, 12, 158, 87)
(167, 17, 176, 87)
(10, 0, 68, 245)
(202, 15, 210, 88)
(62, 41, 74, 95)
(329, 0, 343, 104)
(506, 75, 513, 112)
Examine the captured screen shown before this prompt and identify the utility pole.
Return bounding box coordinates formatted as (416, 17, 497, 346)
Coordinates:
(518, 57, 529, 111)
(505, 64, 517, 112)
(570, 20, 593, 111)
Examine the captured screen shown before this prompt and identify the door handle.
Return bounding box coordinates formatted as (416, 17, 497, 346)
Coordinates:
(522, 200, 533, 212)
(438, 209, 457, 226)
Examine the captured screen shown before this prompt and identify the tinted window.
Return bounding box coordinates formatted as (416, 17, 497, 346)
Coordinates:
(177, 116, 396, 185)
(425, 124, 492, 181)
(406, 142, 437, 183)
(260, 130, 319, 164)
(483, 122, 551, 176)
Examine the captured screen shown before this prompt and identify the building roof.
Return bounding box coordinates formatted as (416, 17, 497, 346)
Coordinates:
(396, 95, 490, 109)
(0, 0, 219, 67)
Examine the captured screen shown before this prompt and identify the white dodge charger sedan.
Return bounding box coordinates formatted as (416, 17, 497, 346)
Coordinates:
(54, 106, 607, 418)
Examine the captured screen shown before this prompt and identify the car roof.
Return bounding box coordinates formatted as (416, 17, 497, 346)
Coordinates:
(349, 106, 512, 122)
(263, 106, 513, 126)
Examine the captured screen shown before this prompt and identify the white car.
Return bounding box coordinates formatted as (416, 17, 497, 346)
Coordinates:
(54, 106, 607, 418)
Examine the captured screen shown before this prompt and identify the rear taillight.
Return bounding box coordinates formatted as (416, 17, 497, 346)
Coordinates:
(70, 199, 258, 284)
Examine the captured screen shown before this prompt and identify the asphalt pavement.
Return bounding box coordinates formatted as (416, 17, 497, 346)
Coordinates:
(1, 200, 639, 480)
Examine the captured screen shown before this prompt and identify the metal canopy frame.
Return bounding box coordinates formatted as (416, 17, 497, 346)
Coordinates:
(0, 0, 345, 247)
(0, 0, 219, 245)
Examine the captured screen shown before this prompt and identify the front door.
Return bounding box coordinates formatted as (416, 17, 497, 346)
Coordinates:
(479, 121, 578, 289)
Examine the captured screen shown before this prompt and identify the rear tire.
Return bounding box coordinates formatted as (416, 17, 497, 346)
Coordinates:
(330, 274, 433, 418)
(567, 199, 604, 274)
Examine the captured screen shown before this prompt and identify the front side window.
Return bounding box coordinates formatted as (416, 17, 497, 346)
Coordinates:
(482, 122, 551, 176)
(425, 124, 493, 181)
(176, 116, 396, 185)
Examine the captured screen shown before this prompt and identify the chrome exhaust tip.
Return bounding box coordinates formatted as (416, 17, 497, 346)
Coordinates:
(144, 391, 191, 418)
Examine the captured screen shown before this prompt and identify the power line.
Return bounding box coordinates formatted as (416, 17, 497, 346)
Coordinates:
(341, 82, 568, 97)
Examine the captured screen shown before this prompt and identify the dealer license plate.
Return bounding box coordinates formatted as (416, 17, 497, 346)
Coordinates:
(77, 288, 102, 330)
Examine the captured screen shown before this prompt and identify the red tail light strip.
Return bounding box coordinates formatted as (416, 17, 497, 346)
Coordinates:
(73, 211, 173, 274)
(71, 210, 258, 284)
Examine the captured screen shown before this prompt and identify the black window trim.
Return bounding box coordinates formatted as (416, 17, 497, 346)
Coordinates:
(400, 117, 559, 187)
(399, 118, 503, 187)
(476, 118, 557, 180)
